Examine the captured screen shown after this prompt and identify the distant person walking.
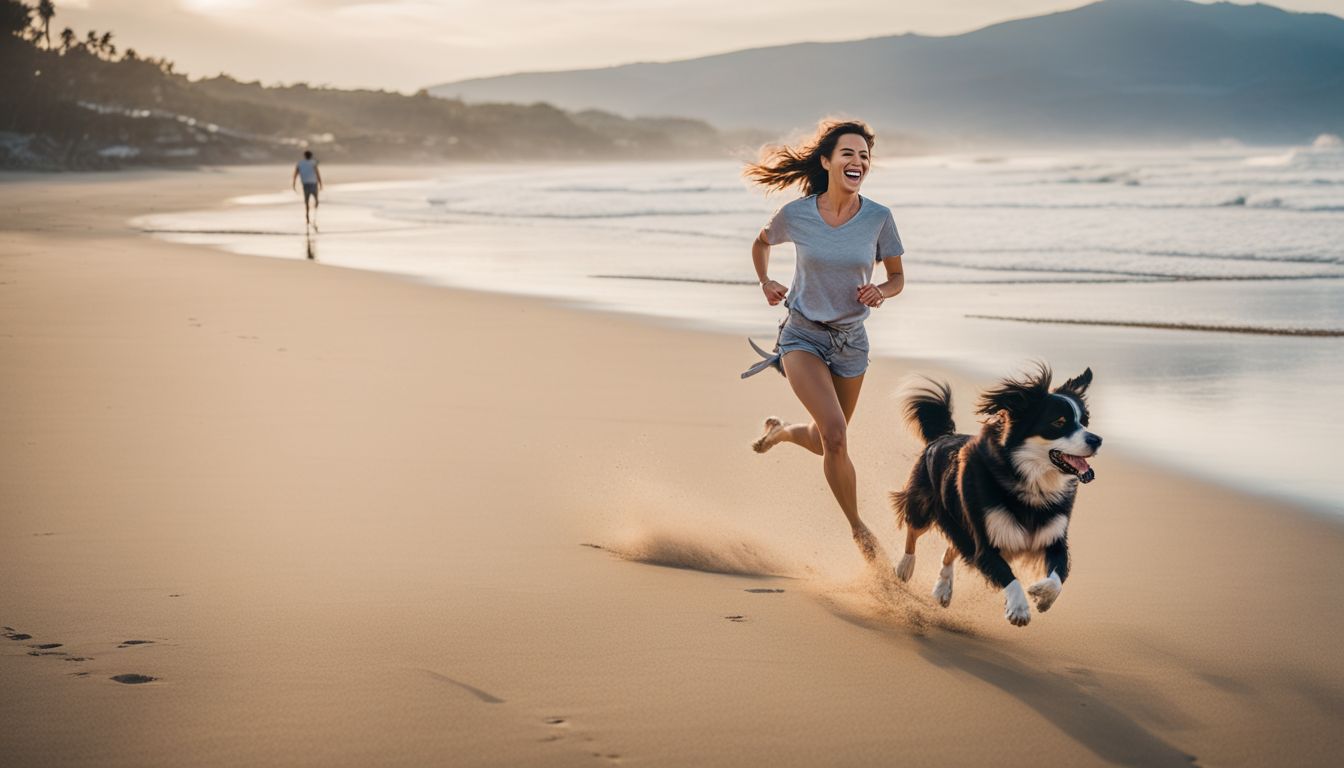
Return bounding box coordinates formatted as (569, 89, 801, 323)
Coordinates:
(291, 150, 323, 224)
(741, 119, 906, 564)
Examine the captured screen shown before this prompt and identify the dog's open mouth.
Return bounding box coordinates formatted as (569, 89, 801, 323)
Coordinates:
(1050, 450, 1096, 483)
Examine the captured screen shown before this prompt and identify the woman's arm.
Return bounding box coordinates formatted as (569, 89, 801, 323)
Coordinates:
(877, 255, 904, 299)
(752, 229, 787, 306)
(858, 255, 904, 307)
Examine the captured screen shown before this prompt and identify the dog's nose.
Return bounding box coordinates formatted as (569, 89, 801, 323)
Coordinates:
(1086, 433, 1102, 450)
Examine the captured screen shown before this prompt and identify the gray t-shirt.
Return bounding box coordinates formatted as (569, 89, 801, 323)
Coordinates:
(763, 195, 904, 324)
(296, 158, 319, 185)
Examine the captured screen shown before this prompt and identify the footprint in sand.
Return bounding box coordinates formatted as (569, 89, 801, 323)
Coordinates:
(724, 615, 748, 623)
(539, 717, 622, 762)
(118, 640, 155, 648)
(539, 717, 570, 743)
(110, 674, 156, 685)
(744, 588, 785, 594)
(7, 629, 94, 665)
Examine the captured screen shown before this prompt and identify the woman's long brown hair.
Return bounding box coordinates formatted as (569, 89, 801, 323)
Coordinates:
(744, 119, 875, 196)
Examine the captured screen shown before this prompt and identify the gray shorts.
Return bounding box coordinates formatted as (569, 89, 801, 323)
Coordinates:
(302, 182, 318, 201)
(741, 309, 869, 380)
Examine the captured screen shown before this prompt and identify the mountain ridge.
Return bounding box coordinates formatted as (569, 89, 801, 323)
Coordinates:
(428, 0, 1344, 146)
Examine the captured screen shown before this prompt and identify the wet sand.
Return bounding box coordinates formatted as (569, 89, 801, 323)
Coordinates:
(2, 167, 1342, 767)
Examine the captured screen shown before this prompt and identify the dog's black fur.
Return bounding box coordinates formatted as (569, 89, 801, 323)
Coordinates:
(890, 365, 1100, 625)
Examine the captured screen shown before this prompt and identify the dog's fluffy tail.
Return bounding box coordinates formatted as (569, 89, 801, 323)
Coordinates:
(900, 378, 956, 444)
(889, 489, 912, 529)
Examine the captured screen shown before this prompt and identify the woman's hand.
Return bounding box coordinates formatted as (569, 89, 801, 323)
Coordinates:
(857, 283, 885, 308)
(761, 279, 787, 306)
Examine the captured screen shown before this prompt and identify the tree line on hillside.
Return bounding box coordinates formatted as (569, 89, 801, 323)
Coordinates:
(0, 1, 762, 170)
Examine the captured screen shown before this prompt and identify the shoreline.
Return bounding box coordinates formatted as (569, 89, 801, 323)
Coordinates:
(13, 165, 1337, 517)
(3, 166, 1342, 766)
(123, 166, 1344, 516)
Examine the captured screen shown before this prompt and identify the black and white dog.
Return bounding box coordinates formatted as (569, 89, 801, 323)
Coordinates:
(890, 366, 1100, 627)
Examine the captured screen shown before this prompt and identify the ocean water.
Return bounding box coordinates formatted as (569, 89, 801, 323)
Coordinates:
(136, 146, 1344, 514)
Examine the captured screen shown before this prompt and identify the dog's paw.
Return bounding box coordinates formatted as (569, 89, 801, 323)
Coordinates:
(932, 579, 953, 607)
(895, 553, 916, 582)
(931, 562, 954, 607)
(1027, 573, 1062, 612)
(1004, 581, 1032, 627)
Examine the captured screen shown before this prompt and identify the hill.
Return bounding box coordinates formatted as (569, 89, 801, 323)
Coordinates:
(430, 0, 1344, 145)
(0, 1, 757, 170)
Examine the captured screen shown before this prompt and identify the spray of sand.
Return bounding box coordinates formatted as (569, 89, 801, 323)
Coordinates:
(589, 521, 981, 636)
(596, 525, 798, 578)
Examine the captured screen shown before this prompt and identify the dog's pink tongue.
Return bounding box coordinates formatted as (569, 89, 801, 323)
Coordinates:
(1066, 455, 1091, 473)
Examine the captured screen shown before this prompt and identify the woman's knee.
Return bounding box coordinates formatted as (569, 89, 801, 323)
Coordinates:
(818, 423, 848, 455)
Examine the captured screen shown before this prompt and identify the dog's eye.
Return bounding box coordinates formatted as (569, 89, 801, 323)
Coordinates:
(1052, 417, 1067, 428)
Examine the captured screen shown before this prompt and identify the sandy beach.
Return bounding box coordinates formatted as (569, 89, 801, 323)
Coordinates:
(2, 167, 1342, 767)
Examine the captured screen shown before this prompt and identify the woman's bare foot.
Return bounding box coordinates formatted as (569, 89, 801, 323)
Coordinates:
(751, 417, 784, 453)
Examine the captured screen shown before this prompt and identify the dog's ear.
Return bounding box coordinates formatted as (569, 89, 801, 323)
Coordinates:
(977, 364, 1052, 419)
(1055, 368, 1093, 397)
(1054, 368, 1093, 425)
(977, 386, 1030, 418)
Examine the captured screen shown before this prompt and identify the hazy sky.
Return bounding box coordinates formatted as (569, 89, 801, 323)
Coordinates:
(48, 0, 1344, 91)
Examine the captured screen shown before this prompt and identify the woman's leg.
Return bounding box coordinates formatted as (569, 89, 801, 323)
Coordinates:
(779, 351, 866, 533)
(755, 366, 864, 454)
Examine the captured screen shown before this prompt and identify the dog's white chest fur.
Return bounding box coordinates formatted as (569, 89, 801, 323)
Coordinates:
(985, 508, 1069, 553)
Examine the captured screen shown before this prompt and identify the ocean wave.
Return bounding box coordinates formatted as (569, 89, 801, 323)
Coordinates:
(930, 248, 1338, 270)
(917, 245, 1343, 266)
(1127, 177, 1344, 188)
(405, 197, 1344, 220)
(967, 314, 1344, 337)
(591, 269, 1342, 286)
(540, 183, 731, 195)
(1057, 170, 1143, 185)
(885, 198, 1341, 212)
(399, 206, 762, 220)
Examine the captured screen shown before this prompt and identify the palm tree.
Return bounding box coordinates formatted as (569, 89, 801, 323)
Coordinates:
(1, 1, 33, 39)
(37, 0, 53, 50)
(59, 25, 73, 53)
(122, 47, 137, 61)
(98, 29, 112, 59)
(85, 29, 96, 53)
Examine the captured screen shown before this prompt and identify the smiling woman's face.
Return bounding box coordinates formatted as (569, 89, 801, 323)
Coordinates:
(820, 133, 871, 195)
